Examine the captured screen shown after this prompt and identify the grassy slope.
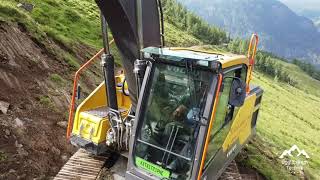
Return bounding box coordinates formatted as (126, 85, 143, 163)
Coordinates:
(247, 71, 320, 179)
(1, 0, 319, 179)
(0, 0, 201, 94)
(0, 0, 201, 61)
(200, 45, 320, 179)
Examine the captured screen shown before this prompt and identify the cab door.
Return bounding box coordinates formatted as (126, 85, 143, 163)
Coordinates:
(201, 65, 247, 179)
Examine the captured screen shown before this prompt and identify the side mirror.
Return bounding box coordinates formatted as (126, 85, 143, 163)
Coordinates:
(228, 78, 246, 107)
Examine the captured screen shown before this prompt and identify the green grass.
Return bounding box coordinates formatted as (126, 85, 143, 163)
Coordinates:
(198, 45, 320, 179)
(164, 22, 202, 47)
(246, 71, 320, 180)
(0, 0, 201, 67)
(279, 62, 320, 97)
(63, 53, 80, 69)
(206, 43, 320, 179)
(0, 151, 7, 162)
(39, 95, 52, 106)
(50, 73, 65, 87)
(238, 136, 296, 179)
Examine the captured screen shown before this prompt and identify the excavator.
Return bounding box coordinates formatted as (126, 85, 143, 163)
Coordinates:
(62, 0, 263, 179)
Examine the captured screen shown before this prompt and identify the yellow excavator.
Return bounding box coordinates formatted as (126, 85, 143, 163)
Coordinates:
(65, 0, 263, 179)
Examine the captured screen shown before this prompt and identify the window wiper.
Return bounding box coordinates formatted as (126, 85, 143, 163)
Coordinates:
(136, 139, 191, 161)
(161, 125, 182, 166)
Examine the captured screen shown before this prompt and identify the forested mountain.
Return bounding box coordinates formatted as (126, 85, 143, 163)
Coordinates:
(162, 0, 229, 45)
(177, 0, 320, 67)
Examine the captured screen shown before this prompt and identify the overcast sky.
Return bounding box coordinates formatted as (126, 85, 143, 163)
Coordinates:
(278, 0, 320, 11)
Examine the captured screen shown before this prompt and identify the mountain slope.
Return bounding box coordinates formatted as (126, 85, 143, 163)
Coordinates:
(315, 18, 320, 32)
(177, 0, 320, 67)
(278, 0, 320, 19)
(202, 44, 320, 179)
(248, 71, 320, 179)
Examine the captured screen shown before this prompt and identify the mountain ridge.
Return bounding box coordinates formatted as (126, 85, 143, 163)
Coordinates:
(177, 0, 320, 67)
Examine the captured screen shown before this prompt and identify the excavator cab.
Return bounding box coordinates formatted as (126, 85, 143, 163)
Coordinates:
(125, 47, 263, 180)
(132, 49, 213, 179)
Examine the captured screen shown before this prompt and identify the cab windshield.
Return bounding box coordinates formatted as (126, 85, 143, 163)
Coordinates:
(134, 63, 212, 179)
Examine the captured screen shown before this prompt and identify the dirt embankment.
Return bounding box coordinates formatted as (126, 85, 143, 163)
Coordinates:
(0, 21, 84, 179)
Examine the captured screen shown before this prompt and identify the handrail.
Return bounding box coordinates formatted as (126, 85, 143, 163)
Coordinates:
(66, 39, 114, 140)
(246, 34, 259, 93)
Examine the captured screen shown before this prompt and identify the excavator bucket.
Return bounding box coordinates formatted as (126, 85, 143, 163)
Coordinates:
(95, 0, 162, 109)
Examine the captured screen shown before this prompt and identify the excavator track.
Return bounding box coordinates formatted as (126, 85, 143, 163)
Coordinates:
(55, 150, 259, 180)
(219, 161, 242, 180)
(54, 149, 107, 180)
(219, 161, 261, 180)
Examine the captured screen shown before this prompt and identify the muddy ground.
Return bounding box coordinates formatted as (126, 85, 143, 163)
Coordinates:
(0, 21, 83, 179)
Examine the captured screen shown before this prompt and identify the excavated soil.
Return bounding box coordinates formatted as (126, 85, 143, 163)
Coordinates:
(0, 21, 83, 179)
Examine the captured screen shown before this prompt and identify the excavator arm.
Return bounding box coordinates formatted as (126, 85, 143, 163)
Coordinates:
(95, 0, 163, 110)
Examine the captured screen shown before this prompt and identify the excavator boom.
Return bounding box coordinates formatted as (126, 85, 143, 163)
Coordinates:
(96, 0, 163, 110)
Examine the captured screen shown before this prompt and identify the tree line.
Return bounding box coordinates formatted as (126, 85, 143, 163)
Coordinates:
(162, 0, 320, 86)
(162, 0, 229, 45)
(227, 39, 298, 86)
(255, 52, 298, 86)
(292, 59, 320, 81)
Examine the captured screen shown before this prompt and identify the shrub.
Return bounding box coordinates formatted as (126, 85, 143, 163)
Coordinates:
(39, 95, 51, 106)
(50, 74, 65, 86)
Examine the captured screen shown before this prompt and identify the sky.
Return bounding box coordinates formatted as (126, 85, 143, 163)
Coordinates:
(278, 0, 320, 11)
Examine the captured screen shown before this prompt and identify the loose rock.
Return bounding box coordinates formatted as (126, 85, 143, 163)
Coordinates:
(0, 101, 10, 114)
(17, 3, 34, 12)
(5, 129, 10, 136)
(15, 141, 23, 148)
(24, 118, 33, 123)
(17, 148, 28, 157)
(61, 154, 68, 162)
(17, 174, 26, 180)
(57, 121, 68, 128)
(14, 118, 24, 128)
(33, 175, 46, 180)
(51, 147, 61, 156)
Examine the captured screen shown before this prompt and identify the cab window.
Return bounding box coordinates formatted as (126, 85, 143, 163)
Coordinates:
(134, 63, 213, 179)
(204, 65, 247, 168)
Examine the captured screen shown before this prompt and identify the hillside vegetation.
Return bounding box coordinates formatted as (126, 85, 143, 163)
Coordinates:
(200, 43, 320, 179)
(223, 36, 320, 179)
(0, 0, 319, 180)
(163, 0, 229, 45)
(248, 72, 320, 179)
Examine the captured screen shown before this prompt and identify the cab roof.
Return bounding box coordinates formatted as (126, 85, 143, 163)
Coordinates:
(142, 47, 249, 68)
